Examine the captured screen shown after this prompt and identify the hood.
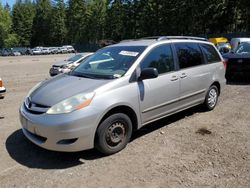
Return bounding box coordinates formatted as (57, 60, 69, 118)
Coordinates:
(30, 74, 111, 106)
(53, 60, 72, 67)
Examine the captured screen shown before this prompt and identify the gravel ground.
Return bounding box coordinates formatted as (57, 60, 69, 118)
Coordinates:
(0, 55, 249, 188)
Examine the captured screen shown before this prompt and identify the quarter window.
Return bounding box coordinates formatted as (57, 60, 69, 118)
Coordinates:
(200, 44, 221, 63)
(140, 45, 174, 74)
(175, 43, 203, 69)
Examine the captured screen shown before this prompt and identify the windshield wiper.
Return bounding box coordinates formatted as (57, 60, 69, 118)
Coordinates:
(70, 72, 96, 79)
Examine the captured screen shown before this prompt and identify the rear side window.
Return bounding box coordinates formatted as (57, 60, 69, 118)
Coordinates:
(200, 44, 221, 63)
(175, 43, 203, 69)
(140, 44, 174, 74)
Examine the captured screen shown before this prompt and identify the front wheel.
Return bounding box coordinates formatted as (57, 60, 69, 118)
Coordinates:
(203, 85, 219, 111)
(95, 113, 133, 155)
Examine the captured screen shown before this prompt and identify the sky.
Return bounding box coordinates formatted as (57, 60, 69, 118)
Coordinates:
(1, 0, 15, 8)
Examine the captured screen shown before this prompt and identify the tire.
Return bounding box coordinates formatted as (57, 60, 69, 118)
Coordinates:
(95, 113, 133, 155)
(203, 85, 219, 111)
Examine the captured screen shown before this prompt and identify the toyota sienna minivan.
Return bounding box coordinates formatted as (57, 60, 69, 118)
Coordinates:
(20, 36, 226, 155)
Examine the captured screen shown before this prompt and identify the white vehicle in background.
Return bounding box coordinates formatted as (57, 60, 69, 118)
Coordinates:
(32, 47, 43, 55)
(58, 47, 68, 54)
(0, 78, 6, 99)
(230, 38, 250, 51)
(42, 48, 51, 55)
(50, 47, 59, 54)
(12, 50, 21, 56)
(63, 45, 75, 53)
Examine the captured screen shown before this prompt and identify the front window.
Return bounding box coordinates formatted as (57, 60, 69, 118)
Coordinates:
(71, 46, 146, 79)
(140, 44, 175, 74)
(235, 42, 250, 54)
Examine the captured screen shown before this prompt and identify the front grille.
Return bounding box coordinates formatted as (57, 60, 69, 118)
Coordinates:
(24, 97, 50, 115)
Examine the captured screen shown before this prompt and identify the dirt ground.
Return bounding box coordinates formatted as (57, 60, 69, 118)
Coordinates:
(0, 54, 249, 188)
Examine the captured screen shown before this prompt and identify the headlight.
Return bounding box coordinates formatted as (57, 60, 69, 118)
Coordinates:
(46, 92, 95, 114)
(61, 64, 71, 69)
(27, 82, 43, 97)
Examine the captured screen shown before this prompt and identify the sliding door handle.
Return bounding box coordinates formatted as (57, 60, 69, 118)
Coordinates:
(170, 75, 179, 81)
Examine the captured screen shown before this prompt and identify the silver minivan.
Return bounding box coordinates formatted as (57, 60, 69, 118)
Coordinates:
(19, 36, 226, 155)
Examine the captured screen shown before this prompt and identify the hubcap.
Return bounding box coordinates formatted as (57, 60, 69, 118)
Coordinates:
(208, 88, 217, 108)
(106, 122, 126, 147)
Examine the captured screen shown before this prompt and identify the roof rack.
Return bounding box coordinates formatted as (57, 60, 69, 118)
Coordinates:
(142, 36, 208, 41)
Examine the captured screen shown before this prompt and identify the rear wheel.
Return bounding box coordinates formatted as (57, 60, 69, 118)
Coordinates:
(95, 113, 132, 155)
(203, 85, 219, 111)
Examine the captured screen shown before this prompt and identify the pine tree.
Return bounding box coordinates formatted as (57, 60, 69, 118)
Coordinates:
(12, 0, 35, 46)
(66, 0, 86, 44)
(31, 0, 52, 46)
(49, 0, 67, 45)
(0, 3, 12, 48)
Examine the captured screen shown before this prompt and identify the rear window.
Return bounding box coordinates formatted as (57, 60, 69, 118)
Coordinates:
(200, 44, 221, 63)
(175, 43, 203, 69)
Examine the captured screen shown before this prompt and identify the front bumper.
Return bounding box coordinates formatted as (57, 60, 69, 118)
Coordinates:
(0, 87, 6, 99)
(49, 67, 61, 76)
(19, 103, 102, 152)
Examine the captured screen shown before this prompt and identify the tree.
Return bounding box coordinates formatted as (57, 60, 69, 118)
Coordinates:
(12, 0, 35, 46)
(0, 3, 12, 48)
(49, 0, 67, 45)
(84, 0, 108, 42)
(66, 0, 87, 44)
(31, 0, 52, 46)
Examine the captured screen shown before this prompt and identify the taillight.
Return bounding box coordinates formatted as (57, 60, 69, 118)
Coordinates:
(0, 80, 3, 87)
(223, 59, 228, 70)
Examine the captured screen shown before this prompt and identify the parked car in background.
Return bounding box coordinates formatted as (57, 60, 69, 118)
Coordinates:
(32, 47, 43, 55)
(230, 38, 250, 51)
(49, 52, 93, 76)
(12, 47, 28, 55)
(223, 42, 250, 80)
(0, 49, 11, 56)
(63, 45, 75, 53)
(58, 47, 68, 54)
(20, 36, 226, 155)
(42, 48, 50, 55)
(50, 47, 58, 54)
(0, 78, 6, 99)
(208, 37, 231, 54)
(217, 43, 231, 54)
(11, 50, 21, 56)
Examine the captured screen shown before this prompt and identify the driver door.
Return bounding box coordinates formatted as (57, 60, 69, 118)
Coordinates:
(138, 44, 180, 125)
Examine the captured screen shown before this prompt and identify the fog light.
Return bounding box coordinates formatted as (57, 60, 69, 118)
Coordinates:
(57, 138, 78, 145)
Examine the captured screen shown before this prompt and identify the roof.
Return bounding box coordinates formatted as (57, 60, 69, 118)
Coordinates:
(111, 40, 157, 47)
(111, 36, 208, 47)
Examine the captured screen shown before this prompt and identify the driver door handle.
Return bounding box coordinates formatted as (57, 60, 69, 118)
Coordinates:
(180, 73, 187, 79)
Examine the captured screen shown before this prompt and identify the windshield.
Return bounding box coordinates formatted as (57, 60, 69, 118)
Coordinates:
(71, 46, 146, 79)
(67, 54, 83, 62)
(235, 42, 250, 54)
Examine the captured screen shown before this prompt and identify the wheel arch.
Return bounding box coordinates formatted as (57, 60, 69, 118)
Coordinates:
(97, 105, 139, 131)
(211, 81, 221, 95)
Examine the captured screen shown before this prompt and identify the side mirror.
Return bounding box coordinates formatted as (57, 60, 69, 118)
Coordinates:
(138, 68, 158, 81)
